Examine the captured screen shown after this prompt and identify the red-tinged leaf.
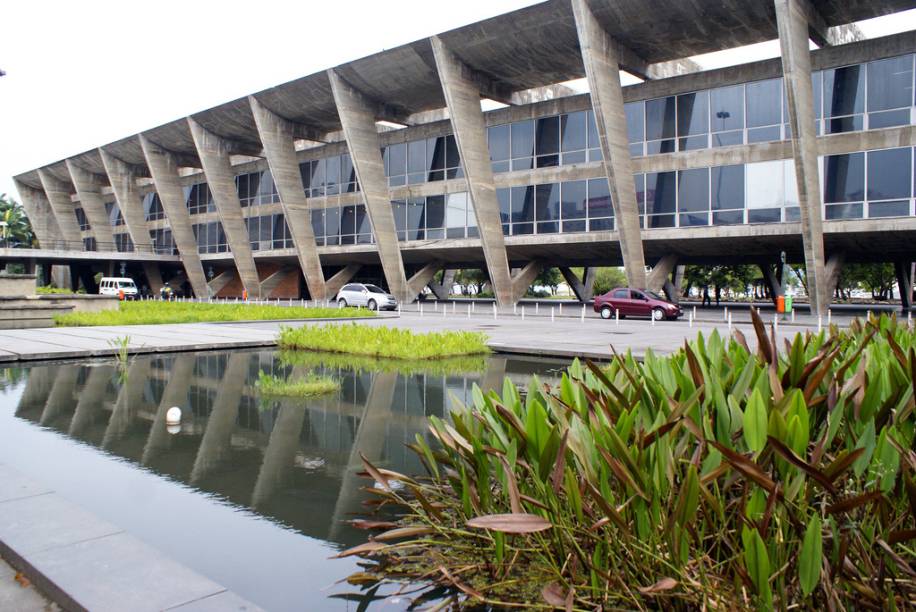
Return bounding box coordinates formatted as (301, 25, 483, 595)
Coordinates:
(889, 529, 916, 545)
(372, 526, 435, 541)
(542, 582, 570, 608)
(709, 440, 779, 495)
(876, 539, 916, 577)
(520, 494, 550, 511)
(599, 447, 648, 500)
(750, 307, 773, 365)
(347, 519, 398, 531)
(640, 417, 682, 450)
(766, 435, 837, 496)
(494, 402, 528, 442)
(466, 513, 552, 533)
(439, 566, 484, 600)
(550, 431, 569, 494)
(733, 328, 750, 353)
(359, 452, 390, 491)
(498, 456, 523, 514)
(827, 490, 885, 515)
(333, 540, 388, 558)
(638, 577, 678, 596)
(589, 517, 611, 531)
(824, 448, 866, 483)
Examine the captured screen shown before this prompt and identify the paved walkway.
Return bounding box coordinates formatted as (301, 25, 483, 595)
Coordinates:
(0, 554, 57, 612)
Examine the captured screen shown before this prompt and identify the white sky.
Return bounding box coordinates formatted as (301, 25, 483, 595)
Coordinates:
(1, 1, 914, 202)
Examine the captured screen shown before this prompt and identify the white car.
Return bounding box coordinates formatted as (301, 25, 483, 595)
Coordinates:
(99, 277, 138, 299)
(335, 283, 398, 311)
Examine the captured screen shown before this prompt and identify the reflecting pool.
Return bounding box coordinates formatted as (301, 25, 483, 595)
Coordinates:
(0, 349, 567, 611)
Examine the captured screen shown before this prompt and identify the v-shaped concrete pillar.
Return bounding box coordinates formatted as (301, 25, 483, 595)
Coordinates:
(571, 0, 647, 289)
(37, 169, 83, 248)
(248, 97, 329, 300)
(14, 179, 64, 248)
(139, 134, 209, 297)
(66, 160, 115, 250)
(327, 69, 410, 303)
(187, 118, 262, 298)
(430, 36, 514, 307)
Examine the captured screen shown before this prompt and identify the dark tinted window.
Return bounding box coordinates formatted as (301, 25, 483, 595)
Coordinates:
(646, 96, 676, 141)
(824, 65, 865, 117)
(646, 172, 677, 215)
(712, 165, 745, 210)
(824, 153, 865, 203)
(746, 79, 782, 127)
(710, 85, 744, 132)
(867, 148, 911, 201)
(678, 168, 709, 213)
(677, 91, 708, 137)
(868, 55, 913, 112)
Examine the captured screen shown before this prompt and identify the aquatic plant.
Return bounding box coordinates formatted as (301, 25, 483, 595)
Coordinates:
(53, 300, 374, 326)
(255, 371, 339, 398)
(107, 335, 131, 381)
(278, 349, 488, 377)
(278, 324, 490, 360)
(345, 312, 916, 609)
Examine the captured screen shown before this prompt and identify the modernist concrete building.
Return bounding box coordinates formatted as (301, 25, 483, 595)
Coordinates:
(9, 0, 916, 312)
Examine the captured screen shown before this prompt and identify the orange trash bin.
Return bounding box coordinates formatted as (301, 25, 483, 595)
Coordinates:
(776, 295, 785, 314)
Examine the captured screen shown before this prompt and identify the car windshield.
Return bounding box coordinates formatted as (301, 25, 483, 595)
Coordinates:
(365, 285, 385, 294)
(644, 290, 665, 301)
(118, 281, 135, 288)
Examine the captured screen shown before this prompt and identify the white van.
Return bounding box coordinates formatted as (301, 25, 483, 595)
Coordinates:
(99, 277, 138, 299)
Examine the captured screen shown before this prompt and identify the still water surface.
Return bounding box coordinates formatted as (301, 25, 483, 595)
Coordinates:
(0, 349, 566, 611)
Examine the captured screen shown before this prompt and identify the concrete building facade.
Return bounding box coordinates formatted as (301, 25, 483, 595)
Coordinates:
(10, 0, 916, 311)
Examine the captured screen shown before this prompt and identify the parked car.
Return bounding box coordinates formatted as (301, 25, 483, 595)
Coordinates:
(593, 287, 682, 321)
(99, 277, 138, 300)
(335, 283, 398, 311)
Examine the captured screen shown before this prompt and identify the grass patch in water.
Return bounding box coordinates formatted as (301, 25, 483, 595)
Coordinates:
(54, 300, 375, 326)
(278, 324, 489, 360)
(255, 371, 339, 398)
(278, 349, 487, 376)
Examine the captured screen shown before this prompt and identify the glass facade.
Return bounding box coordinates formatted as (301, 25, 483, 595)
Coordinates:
(82, 237, 96, 251)
(114, 233, 133, 253)
(142, 193, 165, 222)
(300, 154, 359, 197)
(310, 205, 373, 246)
(390, 193, 477, 241)
(823, 147, 914, 219)
(488, 110, 601, 172)
(192, 222, 228, 254)
(104, 201, 125, 227)
(184, 183, 215, 215)
(383, 135, 462, 187)
(150, 228, 177, 255)
(236, 171, 280, 207)
(74, 207, 90, 231)
(245, 214, 294, 251)
(496, 179, 612, 236)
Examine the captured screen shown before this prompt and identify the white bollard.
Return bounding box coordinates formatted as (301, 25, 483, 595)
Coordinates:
(513, 303, 517, 315)
(452, 301, 456, 313)
(615, 308, 619, 326)
(689, 312, 693, 328)
(818, 315, 823, 332)
(909, 311, 912, 327)
(791, 309, 795, 323)
(723, 306, 728, 322)
(580, 304, 585, 323)
(472, 301, 476, 313)
(443, 305, 446, 318)
(773, 313, 778, 333)
(728, 313, 732, 335)
(551, 307, 555, 322)
(467, 303, 471, 318)
(521, 306, 525, 320)
(559, 303, 563, 316)
(692, 305, 697, 319)
(827, 309, 832, 326)
(493, 303, 497, 320)
(420, 304, 423, 317)
(651, 312, 655, 327)
(535, 303, 539, 315)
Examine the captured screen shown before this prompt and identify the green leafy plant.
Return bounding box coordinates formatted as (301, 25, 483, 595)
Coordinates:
(278, 349, 487, 376)
(278, 324, 490, 360)
(36, 285, 74, 295)
(107, 335, 131, 381)
(254, 371, 339, 398)
(342, 312, 916, 609)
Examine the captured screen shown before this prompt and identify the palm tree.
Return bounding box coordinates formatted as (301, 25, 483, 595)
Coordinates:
(0, 194, 35, 247)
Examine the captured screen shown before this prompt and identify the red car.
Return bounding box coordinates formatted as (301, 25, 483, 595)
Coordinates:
(593, 288, 682, 321)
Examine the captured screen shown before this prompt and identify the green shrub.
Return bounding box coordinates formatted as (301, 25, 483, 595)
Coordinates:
(53, 300, 375, 326)
(278, 349, 487, 376)
(36, 285, 73, 295)
(255, 371, 339, 398)
(278, 324, 489, 360)
(346, 312, 916, 609)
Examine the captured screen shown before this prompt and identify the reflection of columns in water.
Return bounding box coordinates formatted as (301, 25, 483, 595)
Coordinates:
(250, 398, 308, 509)
(189, 353, 249, 485)
(17, 366, 57, 417)
(39, 365, 80, 426)
(101, 359, 152, 450)
(329, 371, 398, 541)
(68, 366, 116, 437)
(481, 356, 508, 398)
(141, 354, 196, 466)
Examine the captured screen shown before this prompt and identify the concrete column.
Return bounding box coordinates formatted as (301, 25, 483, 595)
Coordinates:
(511, 261, 544, 302)
(429, 269, 456, 300)
(673, 265, 686, 296)
(430, 36, 513, 307)
(560, 267, 596, 302)
(325, 263, 361, 298)
(142, 354, 196, 466)
(65, 161, 116, 250)
(251, 399, 307, 508)
(327, 69, 410, 302)
(571, 0, 647, 289)
(895, 261, 912, 310)
(17, 365, 57, 418)
(207, 269, 237, 295)
(102, 359, 151, 450)
(646, 254, 678, 293)
(760, 263, 784, 303)
(14, 179, 64, 248)
(37, 169, 83, 249)
(248, 97, 328, 300)
(39, 365, 80, 427)
(138, 134, 209, 297)
(824, 252, 845, 308)
(187, 118, 262, 298)
(99, 149, 159, 253)
(775, 0, 827, 315)
(69, 366, 116, 438)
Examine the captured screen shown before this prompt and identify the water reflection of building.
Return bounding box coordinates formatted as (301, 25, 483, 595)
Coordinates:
(11, 350, 561, 546)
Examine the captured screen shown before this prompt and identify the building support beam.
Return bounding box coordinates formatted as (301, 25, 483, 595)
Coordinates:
(760, 263, 784, 302)
(327, 69, 410, 302)
(14, 179, 64, 248)
(560, 267, 596, 303)
(248, 97, 329, 300)
(571, 0, 647, 289)
(895, 260, 913, 310)
(139, 134, 209, 297)
(325, 264, 362, 299)
(260, 266, 296, 298)
(430, 36, 514, 307)
(37, 169, 83, 248)
(407, 262, 443, 301)
(187, 118, 262, 299)
(824, 252, 845, 307)
(512, 261, 543, 302)
(647, 255, 678, 293)
(429, 269, 456, 300)
(775, 0, 828, 316)
(208, 269, 236, 295)
(142, 263, 164, 293)
(65, 161, 115, 250)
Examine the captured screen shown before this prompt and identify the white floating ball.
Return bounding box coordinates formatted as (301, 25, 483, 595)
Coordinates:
(166, 406, 182, 426)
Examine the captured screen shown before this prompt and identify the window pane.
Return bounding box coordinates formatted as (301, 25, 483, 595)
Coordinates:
(825, 203, 863, 219)
(587, 178, 612, 218)
(497, 188, 510, 224)
(867, 147, 911, 201)
(677, 91, 708, 137)
(325, 156, 340, 193)
(446, 193, 467, 229)
(824, 153, 865, 203)
(561, 180, 587, 219)
(746, 79, 782, 127)
(407, 139, 426, 175)
(428, 137, 445, 172)
(587, 110, 600, 149)
(645, 96, 676, 141)
(311, 209, 324, 237)
(535, 116, 559, 156)
(625, 102, 644, 143)
(747, 126, 781, 143)
(510, 186, 535, 223)
(488, 125, 510, 161)
(868, 55, 913, 112)
(645, 172, 676, 215)
(746, 161, 785, 209)
(341, 205, 356, 235)
(747, 209, 781, 223)
(535, 183, 560, 222)
(869, 109, 910, 129)
(712, 165, 745, 210)
(713, 210, 744, 225)
(445, 135, 461, 169)
(713, 131, 743, 147)
(824, 65, 865, 117)
(407, 198, 424, 240)
(560, 111, 587, 152)
(678, 168, 709, 213)
(426, 195, 445, 229)
(710, 85, 744, 132)
(391, 200, 407, 233)
(511, 120, 534, 160)
(869, 200, 910, 218)
(386, 143, 406, 177)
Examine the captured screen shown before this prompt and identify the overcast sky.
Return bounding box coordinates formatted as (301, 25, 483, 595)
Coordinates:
(1, 1, 914, 202)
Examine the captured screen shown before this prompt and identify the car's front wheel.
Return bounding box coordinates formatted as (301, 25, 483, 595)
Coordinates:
(367, 299, 378, 311)
(600, 305, 613, 320)
(337, 298, 348, 308)
(652, 307, 665, 321)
